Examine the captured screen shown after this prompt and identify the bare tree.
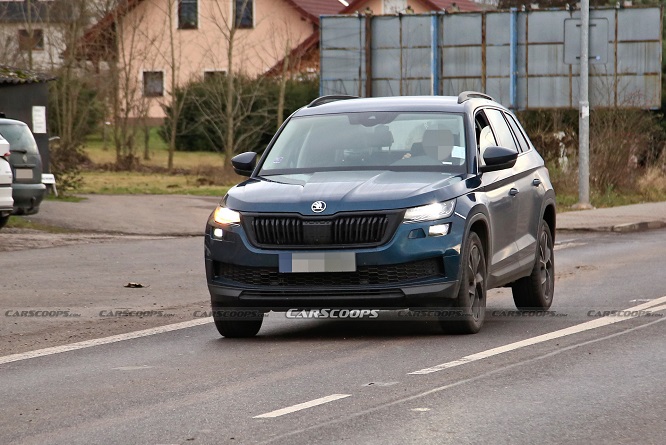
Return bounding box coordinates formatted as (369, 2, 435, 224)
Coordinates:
(0, 0, 43, 70)
(132, 0, 198, 170)
(163, 0, 185, 170)
(46, 0, 104, 191)
(189, 73, 272, 159)
(276, 44, 290, 128)
(262, 18, 307, 129)
(106, 1, 158, 169)
(200, 0, 256, 166)
(0, 5, 21, 66)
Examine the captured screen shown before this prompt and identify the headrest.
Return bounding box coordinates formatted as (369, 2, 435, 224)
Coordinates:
(422, 129, 453, 148)
(372, 125, 394, 147)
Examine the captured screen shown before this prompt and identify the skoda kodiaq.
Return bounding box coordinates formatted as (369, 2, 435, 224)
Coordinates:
(205, 93, 556, 337)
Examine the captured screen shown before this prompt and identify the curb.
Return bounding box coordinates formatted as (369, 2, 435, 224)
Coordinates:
(611, 221, 666, 233)
(557, 220, 666, 233)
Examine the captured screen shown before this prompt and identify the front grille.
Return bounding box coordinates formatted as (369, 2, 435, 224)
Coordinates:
(215, 258, 444, 287)
(246, 213, 395, 248)
(253, 217, 303, 245)
(333, 216, 388, 244)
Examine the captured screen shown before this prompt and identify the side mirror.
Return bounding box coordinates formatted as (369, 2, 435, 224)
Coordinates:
(231, 152, 257, 177)
(479, 146, 518, 173)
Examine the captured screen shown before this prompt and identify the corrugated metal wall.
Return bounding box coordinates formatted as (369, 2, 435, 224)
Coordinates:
(320, 7, 662, 110)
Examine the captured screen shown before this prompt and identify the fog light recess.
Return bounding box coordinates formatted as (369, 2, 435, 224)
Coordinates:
(213, 228, 224, 239)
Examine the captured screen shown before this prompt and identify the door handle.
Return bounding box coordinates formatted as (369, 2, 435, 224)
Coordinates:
(532, 178, 542, 187)
(509, 188, 519, 196)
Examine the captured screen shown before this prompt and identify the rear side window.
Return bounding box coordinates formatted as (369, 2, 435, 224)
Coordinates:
(0, 124, 39, 154)
(484, 109, 519, 153)
(504, 112, 531, 153)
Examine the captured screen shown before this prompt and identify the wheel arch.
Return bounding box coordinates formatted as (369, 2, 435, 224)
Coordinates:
(542, 198, 556, 242)
(465, 208, 491, 270)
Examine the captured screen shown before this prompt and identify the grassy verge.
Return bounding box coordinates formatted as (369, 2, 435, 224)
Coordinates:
(79, 129, 666, 205)
(5, 216, 76, 233)
(73, 170, 663, 204)
(75, 130, 236, 196)
(556, 190, 666, 210)
(76, 171, 231, 196)
(85, 129, 226, 170)
(45, 194, 87, 203)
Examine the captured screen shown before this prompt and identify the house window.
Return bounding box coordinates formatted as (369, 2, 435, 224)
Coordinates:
(234, 0, 253, 29)
(178, 0, 198, 29)
(18, 29, 44, 51)
(204, 71, 227, 82)
(143, 71, 164, 97)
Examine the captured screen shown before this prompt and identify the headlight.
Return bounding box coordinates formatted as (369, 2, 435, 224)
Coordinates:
(403, 200, 455, 222)
(212, 206, 241, 225)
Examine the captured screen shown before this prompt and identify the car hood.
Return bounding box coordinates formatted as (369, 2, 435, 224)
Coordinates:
(224, 171, 468, 215)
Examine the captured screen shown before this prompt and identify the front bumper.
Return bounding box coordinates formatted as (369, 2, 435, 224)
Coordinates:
(12, 183, 46, 215)
(205, 214, 466, 311)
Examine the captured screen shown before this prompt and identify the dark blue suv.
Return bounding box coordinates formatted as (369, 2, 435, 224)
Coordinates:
(205, 93, 556, 337)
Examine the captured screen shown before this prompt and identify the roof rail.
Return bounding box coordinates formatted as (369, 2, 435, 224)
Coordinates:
(307, 95, 359, 108)
(457, 91, 494, 104)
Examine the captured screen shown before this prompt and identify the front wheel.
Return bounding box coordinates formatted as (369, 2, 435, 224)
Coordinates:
(213, 313, 263, 338)
(440, 232, 487, 334)
(512, 220, 554, 310)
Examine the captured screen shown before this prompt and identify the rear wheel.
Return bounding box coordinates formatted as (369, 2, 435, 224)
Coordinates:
(512, 220, 554, 310)
(440, 232, 487, 334)
(213, 313, 263, 338)
(0, 214, 9, 229)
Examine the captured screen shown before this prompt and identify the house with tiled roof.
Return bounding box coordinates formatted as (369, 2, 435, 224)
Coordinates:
(0, 0, 73, 70)
(81, 0, 483, 120)
(80, 0, 354, 120)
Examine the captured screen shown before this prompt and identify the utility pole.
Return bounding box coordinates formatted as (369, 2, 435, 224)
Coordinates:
(573, 0, 594, 210)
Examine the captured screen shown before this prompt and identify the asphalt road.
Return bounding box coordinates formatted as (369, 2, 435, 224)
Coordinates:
(1, 229, 665, 444)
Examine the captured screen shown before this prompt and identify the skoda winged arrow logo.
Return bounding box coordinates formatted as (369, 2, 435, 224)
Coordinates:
(311, 201, 326, 213)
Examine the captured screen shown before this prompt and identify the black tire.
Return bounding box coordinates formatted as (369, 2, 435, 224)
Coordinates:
(512, 220, 554, 311)
(213, 314, 263, 338)
(440, 232, 487, 334)
(0, 215, 8, 229)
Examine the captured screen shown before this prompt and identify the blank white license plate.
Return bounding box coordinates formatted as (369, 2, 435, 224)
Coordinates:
(279, 252, 356, 273)
(15, 169, 33, 180)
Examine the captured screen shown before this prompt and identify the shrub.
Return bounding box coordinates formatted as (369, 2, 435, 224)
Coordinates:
(161, 76, 319, 155)
(517, 108, 666, 199)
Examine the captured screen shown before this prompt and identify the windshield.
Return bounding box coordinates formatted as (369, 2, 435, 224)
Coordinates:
(259, 112, 467, 175)
(0, 123, 39, 154)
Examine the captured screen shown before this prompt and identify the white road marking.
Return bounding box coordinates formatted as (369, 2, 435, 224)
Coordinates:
(112, 365, 154, 371)
(254, 318, 665, 445)
(0, 318, 213, 366)
(410, 296, 666, 375)
(254, 394, 351, 419)
(554, 242, 586, 251)
(411, 408, 431, 412)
